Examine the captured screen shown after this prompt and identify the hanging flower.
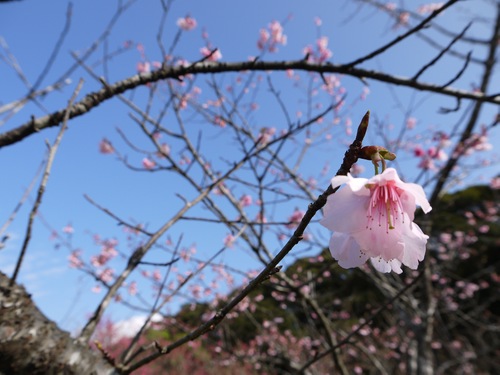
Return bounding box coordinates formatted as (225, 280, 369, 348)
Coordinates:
(320, 168, 431, 273)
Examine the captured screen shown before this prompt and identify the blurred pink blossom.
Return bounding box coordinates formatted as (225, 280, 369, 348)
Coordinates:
(414, 145, 425, 157)
(153, 270, 162, 282)
(224, 234, 235, 248)
(68, 250, 83, 269)
(142, 157, 156, 170)
(491, 177, 500, 189)
(385, 3, 397, 11)
(136, 61, 150, 74)
(200, 47, 222, 61)
(91, 285, 101, 293)
(321, 168, 431, 273)
(128, 281, 138, 296)
(62, 224, 74, 234)
(316, 36, 332, 62)
(239, 194, 253, 207)
(158, 143, 170, 157)
(257, 29, 270, 50)
(396, 12, 410, 28)
(98, 268, 114, 283)
(406, 117, 417, 129)
(417, 3, 444, 14)
(176, 16, 197, 31)
(478, 225, 490, 233)
(440, 233, 452, 244)
(213, 115, 226, 127)
(258, 127, 276, 145)
(349, 163, 365, 177)
(286, 209, 305, 229)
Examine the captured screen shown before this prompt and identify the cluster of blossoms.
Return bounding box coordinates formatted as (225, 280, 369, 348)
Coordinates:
(413, 131, 451, 170)
(321, 167, 432, 273)
(454, 126, 492, 157)
(90, 238, 119, 267)
(303, 35, 333, 63)
(257, 20, 287, 53)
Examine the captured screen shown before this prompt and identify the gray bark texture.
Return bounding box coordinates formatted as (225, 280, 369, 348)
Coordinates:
(0, 271, 117, 375)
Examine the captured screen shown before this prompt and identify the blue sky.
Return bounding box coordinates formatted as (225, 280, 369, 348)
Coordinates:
(0, 0, 498, 334)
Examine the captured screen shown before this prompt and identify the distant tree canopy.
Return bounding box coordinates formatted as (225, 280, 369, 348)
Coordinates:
(164, 184, 499, 374)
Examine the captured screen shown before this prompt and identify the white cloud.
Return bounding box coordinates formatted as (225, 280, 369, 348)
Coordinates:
(112, 313, 163, 343)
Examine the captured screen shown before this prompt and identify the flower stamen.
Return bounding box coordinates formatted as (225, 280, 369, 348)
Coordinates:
(366, 182, 404, 233)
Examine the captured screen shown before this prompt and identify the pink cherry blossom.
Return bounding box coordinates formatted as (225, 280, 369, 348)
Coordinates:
(128, 281, 138, 296)
(257, 20, 287, 52)
(176, 16, 197, 31)
(152, 269, 162, 281)
(414, 145, 425, 157)
(136, 61, 150, 74)
(316, 36, 332, 62)
(62, 224, 74, 234)
(98, 268, 114, 283)
(91, 285, 101, 293)
(286, 209, 305, 229)
(417, 3, 444, 14)
(320, 168, 431, 273)
(142, 157, 156, 170)
(200, 47, 222, 61)
(239, 194, 253, 207)
(224, 234, 235, 248)
(397, 12, 410, 27)
(349, 163, 365, 177)
(406, 117, 417, 129)
(257, 29, 270, 50)
(385, 2, 397, 11)
(491, 177, 500, 189)
(68, 250, 83, 269)
(157, 143, 170, 157)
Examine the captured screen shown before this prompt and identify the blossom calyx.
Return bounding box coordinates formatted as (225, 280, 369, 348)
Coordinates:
(360, 146, 396, 162)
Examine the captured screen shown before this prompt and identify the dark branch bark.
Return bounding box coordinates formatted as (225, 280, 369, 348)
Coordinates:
(1, 59, 498, 149)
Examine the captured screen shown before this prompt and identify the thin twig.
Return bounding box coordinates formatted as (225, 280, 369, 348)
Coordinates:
(344, 0, 460, 68)
(412, 23, 472, 81)
(9, 79, 84, 286)
(120, 112, 370, 374)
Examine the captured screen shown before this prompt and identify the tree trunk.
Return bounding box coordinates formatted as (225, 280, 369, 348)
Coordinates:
(0, 271, 117, 375)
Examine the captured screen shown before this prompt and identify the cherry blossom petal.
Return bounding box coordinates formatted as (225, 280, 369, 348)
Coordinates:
(329, 174, 351, 189)
(400, 190, 417, 221)
(329, 233, 369, 269)
(320, 185, 368, 233)
(399, 182, 432, 214)
(370, 257, 402, 274)
(401, 222, 428, 269)
(353, 222, 405, 260)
